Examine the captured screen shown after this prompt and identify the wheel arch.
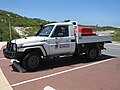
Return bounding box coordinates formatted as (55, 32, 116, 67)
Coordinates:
(23, 46, 47, 57)
(86, 43, 104, 54)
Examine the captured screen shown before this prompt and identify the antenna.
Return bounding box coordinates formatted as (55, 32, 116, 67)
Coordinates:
(64, 20, 70, 22)
(9, 21, 12, 41)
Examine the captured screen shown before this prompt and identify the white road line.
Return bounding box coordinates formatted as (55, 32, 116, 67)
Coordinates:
(44, 86, 56, 90)
(11, 58, 113, 87)
(0, 68, 13, 90)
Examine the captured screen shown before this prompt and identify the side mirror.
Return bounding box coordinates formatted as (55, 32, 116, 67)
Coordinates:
(40, 23, 44, 29)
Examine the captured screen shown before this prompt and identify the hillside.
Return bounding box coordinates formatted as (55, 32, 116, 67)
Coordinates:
(0, 9, 120, 41)
(0, 9, 49, 41)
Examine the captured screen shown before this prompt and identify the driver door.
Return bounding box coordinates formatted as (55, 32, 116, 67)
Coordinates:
(49, 25, 71, 55)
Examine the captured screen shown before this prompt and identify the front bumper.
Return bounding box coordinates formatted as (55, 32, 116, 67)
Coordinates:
(3, 49, 23, 59)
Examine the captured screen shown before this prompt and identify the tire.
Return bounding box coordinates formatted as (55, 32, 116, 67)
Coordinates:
(87, 47, 98, 60)
(22, 52, 41, 71)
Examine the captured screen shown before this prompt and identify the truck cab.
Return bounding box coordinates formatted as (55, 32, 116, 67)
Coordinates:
(40, 22, 76, 56)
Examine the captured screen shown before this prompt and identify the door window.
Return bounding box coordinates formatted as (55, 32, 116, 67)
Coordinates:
(52, 25, 69, 37)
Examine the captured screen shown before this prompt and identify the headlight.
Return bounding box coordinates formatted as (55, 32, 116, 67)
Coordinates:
(12, 43, 17, 51)
(17, 44, 23, 49)
(6, 43, 17, 51)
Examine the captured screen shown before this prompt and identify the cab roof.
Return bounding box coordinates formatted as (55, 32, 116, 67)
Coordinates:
(46, 22, 74, 26)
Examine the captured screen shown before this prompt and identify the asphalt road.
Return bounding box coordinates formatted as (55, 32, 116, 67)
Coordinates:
(0, 43, 120, 90)
(102, 43, 120, 58)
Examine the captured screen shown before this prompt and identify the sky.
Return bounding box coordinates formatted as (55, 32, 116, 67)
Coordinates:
(0, 0, 120, 27)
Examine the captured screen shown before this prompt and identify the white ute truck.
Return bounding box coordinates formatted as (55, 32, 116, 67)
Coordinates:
(3, 21, 112, 71)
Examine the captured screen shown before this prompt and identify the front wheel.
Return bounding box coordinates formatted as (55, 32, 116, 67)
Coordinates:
(22, 52, 41, 71)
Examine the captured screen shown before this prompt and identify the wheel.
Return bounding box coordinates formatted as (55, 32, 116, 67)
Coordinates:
(22, 52, 41, 71)
(87, 47, 98, 60)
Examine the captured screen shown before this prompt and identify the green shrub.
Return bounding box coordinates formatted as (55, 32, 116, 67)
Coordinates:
(112, 29, 120, 41)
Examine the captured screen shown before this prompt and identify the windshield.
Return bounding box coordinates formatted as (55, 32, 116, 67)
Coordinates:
(36, 25, 54, 37)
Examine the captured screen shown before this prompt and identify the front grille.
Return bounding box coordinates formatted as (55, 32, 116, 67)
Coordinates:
(6, 42, 17, 51)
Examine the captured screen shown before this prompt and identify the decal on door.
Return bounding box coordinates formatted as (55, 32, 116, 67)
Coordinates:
(59, 44, 70, 48)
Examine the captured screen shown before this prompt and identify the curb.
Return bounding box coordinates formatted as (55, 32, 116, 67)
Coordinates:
(0, 68, 13, 90)
(0, 42, 7, 50)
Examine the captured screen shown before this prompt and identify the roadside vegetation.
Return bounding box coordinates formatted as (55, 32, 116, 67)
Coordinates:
(112, 29, 120, 41)
(0, 9, 120, 41)
(94, 26, 120, 42)
(0, 9, 49, 41)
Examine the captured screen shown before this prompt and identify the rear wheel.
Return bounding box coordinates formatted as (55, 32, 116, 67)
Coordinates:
(87, 47, 98, 60)
(22, 52, 41, 71)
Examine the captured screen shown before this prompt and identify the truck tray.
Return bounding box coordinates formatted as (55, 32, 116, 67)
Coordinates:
(78, 36, 112, 44)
